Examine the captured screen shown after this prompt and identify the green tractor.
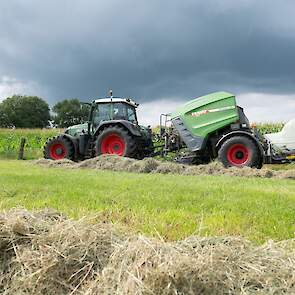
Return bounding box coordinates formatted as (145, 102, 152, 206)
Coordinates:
(44, 94, 153, 161)
(45, 91, 295, 168)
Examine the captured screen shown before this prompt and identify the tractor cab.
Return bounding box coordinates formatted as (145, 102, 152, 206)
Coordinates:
(90, 97, 139, 132)
(64, 97, 139, 137)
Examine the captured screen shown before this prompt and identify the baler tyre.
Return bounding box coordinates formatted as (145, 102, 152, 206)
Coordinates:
(218, 136, 260, 168)
(44, 136, 74, 160)
(95, 126, 137, 158)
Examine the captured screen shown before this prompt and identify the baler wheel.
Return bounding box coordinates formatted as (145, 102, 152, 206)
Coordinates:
(44, 136, 74, 160)
(218, 136, 260, 168)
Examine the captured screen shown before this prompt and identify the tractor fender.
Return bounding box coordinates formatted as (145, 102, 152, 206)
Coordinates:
(94, 120, 142, 137)
(215, 130, 264, 158)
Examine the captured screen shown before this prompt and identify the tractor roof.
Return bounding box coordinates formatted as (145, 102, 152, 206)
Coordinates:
(94, 97, 138, 108)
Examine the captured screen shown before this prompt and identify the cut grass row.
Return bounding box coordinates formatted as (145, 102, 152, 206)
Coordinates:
(0, 160, 294, 243)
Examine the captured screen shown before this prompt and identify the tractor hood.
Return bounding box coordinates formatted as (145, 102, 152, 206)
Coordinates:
(65, 123, 88, 137)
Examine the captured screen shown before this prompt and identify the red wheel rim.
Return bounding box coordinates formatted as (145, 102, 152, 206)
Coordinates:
(227, 144, 250, 166)
(101, 134, 125, 156)
(49, 143, 67, 160)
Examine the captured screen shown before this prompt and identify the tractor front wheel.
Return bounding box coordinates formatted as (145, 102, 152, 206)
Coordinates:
(218, 136, 261, 168)
(95, 126, 137, 158)
(44, 136, 74, 160)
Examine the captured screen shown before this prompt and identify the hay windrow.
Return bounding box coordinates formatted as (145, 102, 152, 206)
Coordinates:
(90, 236, 295, 295)
(34, 158, 75, 168)
(34, 154, 294, 179)
(0, 209, 120, 295)
(0, 209, 294, 295)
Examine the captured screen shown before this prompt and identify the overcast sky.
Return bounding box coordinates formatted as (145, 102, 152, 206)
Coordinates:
(0, 0, 295, 125)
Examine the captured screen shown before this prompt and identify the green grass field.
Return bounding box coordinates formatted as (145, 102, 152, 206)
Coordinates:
(0, 160, 294, 243)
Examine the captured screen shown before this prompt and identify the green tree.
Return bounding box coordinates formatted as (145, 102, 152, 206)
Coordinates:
(0, 103, 9, 127)
(52, 99, 89, 128)
(0, 95, 50, 128)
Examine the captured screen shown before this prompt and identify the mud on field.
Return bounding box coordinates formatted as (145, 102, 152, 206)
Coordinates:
(35, 154, 295, 179)
(0, 209, 294, 295)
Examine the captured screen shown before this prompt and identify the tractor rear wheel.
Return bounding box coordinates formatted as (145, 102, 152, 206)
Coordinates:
(44, 136, 74, 160)
(95, 126, 137, 157)
(218, 136, 261, 168)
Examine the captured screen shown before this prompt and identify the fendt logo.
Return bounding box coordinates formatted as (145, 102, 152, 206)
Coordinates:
(191, 106, 235, 118)
(191, 110, 210, 117)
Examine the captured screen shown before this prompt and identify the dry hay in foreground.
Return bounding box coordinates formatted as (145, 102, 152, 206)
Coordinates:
(0, 209, 294, 294)
(35, 155, 295, 179)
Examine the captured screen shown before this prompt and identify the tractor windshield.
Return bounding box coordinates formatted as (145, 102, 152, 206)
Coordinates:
(92, 102, 138, 128)
(113, 103, 137, 124)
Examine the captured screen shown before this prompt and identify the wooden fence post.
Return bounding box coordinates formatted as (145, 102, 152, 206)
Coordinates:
(18, 138, 26, 160)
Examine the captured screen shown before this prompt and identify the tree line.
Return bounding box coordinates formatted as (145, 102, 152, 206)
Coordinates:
(0, 95, 90, 128)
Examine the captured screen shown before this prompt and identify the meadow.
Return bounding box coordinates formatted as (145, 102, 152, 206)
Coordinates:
(0, 124, 294, 294)
(0, 122, 292, 243)
(0, 160, 294, 243)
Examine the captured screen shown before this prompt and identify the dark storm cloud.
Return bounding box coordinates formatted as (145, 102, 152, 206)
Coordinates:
(0, 0, 295, 104)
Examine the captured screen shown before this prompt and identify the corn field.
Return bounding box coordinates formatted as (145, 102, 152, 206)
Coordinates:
(0, 123, 284, 159)
(0, 129, 62, 159)
(254, 122, 285, 135)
